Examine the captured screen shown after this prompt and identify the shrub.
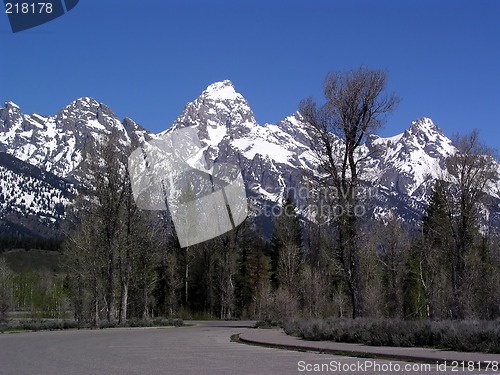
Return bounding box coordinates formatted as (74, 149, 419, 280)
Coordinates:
(0, 318, 183, 333)
(283, 318, 500, 353)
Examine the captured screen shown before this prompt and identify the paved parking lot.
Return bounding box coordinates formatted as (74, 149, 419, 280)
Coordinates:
(0, 321, 496, 375)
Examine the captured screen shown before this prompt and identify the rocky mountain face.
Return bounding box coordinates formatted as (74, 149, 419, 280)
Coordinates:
(0, 152, 73, 236)
(0, 98, 149, 236)
(1, 80, 498, 237)
(0, 98, 148, 178)
(160, 81, 487, 224)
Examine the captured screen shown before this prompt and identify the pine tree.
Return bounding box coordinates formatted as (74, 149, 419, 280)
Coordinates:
(234, 231, 258, 318)
(417, 179, 453, 319)
(422, 180, 451, 248)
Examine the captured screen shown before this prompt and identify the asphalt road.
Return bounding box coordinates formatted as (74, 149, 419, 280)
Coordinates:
(0, 321, 494, 375)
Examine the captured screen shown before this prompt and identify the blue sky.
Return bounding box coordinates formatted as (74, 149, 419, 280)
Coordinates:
(1, 0, 499, 151)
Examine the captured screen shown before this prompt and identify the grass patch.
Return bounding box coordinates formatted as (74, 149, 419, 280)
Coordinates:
(283, 318, 500, 354)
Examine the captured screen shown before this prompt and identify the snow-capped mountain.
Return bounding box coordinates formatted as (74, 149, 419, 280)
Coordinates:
(0, 98, 149, 236)
(159, 81, 468, 222)
(0, 98, 148, 179)
(358, 118, 458, 220)
(161, 81, 317, 203)
(366, 118, 455, 196)
(1, 80, 498, 237)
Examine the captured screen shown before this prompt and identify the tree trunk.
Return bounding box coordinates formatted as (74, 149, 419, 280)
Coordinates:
(107, 252, 116, 323)
(119, 281, 128, 325)
(93, 282, 100, 327)
(185, 247, 189, 306)
(348, 251, 363, 318)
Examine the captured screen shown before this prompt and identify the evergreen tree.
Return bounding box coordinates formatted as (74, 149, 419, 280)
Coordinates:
(234, 231, 258, 318)
(422, 180, 452, 249)
(418, 179, 453, 319)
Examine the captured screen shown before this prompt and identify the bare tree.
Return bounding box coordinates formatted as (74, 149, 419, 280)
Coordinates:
(63, 203, 105, 325)
(64, 132, 161, 325)
(82, 132, 128, 323)
(373, 217, 410, 318)
(271, 193, 303, 292)
(443, 130, 498, 318)
(299, 66, 399, 318)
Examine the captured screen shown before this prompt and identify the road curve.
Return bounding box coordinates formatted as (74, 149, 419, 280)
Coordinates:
(0, 321, 491, 375)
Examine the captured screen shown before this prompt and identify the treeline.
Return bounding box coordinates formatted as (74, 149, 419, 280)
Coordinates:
(0, 262, 66, 321)
(55, 133, 500, 326)
(0, 235, 62, 253)
(2, 67, 499, 326)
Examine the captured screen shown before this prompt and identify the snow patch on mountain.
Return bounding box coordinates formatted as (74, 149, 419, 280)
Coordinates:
(204, 80, 242, 102)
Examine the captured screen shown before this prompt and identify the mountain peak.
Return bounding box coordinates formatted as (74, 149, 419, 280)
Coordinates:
(203, 80, 241, 101)
(58, 97, 102, 116)
(165, 80, 257, 139)
(4, 101, 21, 111)
(76, 96, 95, 102)
(410, 117, 440, 134)
(61, 97, 119, 120)
(402, 117, 449, 144)
(71, 96, 100, 107)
